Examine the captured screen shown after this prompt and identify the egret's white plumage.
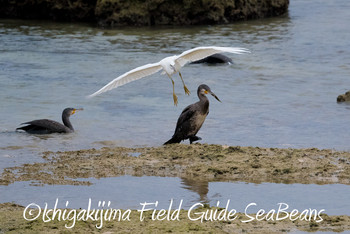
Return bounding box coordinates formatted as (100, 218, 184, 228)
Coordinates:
(89, 46, 249, 104)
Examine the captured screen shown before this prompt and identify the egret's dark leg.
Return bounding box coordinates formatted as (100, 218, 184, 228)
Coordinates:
(178, 72, 190, 95)
(167, 74, 178, 106)
(189, 136, 202, 144)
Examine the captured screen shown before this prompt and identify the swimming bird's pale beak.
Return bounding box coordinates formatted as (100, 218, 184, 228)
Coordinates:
(210, 92, 221, 102)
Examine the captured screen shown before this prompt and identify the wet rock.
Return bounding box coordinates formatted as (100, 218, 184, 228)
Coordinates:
(95, 0, 289, 26)
(337, 91, 350, 102)
(0, 0, 289, 26)
(190, 54, 233, 64)
(0, 0, 96, 22)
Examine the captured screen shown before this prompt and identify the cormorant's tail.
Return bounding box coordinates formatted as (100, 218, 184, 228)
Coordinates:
(163, 136, 181, 145)
(16, 125, 29, 131)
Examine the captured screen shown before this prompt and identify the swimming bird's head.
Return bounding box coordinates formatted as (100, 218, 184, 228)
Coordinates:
(198, 84, 221, 102)
(63, 108, 84, 116)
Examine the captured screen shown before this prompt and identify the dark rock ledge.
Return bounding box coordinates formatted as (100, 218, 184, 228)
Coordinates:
(0, 0, 289, 26)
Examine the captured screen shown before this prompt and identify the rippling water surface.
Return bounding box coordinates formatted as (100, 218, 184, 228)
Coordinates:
(0, 0, 349, 216)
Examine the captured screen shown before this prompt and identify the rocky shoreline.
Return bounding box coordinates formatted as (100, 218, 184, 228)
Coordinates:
(0, 0, 289, 26)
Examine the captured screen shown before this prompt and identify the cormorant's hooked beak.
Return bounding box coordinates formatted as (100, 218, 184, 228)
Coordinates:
(209, 91, 221, 102)
(72, 108, 84, 115)
(204, 90, 221, 102)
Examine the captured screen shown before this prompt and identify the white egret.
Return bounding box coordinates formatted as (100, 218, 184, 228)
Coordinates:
(89, 46, 249, 105)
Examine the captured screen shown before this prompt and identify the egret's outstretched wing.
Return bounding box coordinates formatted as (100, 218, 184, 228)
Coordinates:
(89, 62, 163, 97)
(175, 46, 250, 67)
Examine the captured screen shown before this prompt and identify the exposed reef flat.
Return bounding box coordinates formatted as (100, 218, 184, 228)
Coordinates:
(1, 144, 349, 186)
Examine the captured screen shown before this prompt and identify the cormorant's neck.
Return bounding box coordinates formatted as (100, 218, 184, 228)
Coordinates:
(198, 93, 209, 114)
(62, 115, 74, 131)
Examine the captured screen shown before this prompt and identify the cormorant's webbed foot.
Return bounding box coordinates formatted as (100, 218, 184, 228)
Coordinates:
(189, 136, 202, 144)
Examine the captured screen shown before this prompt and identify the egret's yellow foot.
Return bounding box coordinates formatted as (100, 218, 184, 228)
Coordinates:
(166, 74, 178, 106)
(178, 72, 190, 95)
(183, 85, 191, 95)
(173, 93, 178, 106)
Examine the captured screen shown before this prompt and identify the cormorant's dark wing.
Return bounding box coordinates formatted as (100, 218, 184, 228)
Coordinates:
(175, 105, 196, 130)
(164, 104, 197, 144)
(18, 119, 69, 134)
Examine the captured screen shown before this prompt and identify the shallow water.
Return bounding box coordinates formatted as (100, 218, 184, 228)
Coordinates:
(0, 0, 350, 218)
(1, 176, 349, 216)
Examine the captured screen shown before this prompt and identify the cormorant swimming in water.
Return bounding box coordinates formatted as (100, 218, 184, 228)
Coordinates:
(164, 84, 221, 144)
(16, 108, 83, 134)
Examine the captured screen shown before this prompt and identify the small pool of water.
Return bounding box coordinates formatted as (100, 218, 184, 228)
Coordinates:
(1, 176, 349, 216)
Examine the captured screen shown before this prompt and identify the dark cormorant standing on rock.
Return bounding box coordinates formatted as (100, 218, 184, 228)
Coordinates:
(16, 108, 83, 134)
(164, 84, 221, 145)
